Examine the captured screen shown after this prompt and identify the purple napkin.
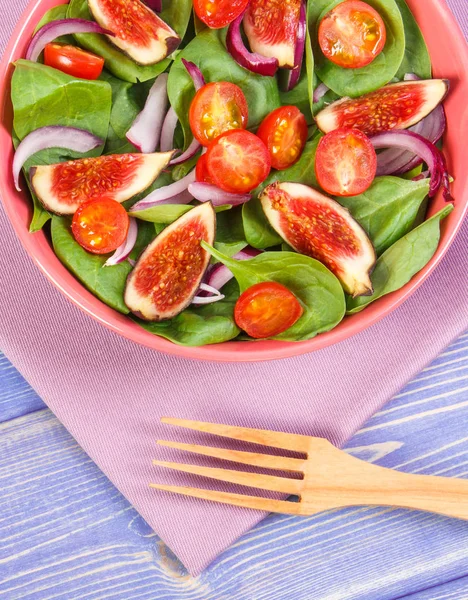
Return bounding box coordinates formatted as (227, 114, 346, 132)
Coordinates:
(0, 0, 467, 576)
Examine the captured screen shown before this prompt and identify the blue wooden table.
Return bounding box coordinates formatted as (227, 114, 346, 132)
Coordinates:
(1, 333, 468, 599)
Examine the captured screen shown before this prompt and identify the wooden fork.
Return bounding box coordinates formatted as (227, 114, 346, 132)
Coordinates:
(150, 418, 468, 519)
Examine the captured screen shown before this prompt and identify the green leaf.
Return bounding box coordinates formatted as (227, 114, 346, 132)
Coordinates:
(395, 0, 432, 79)
(305, 5, 315, 116)
(214, 207, 247, 257)
(309, 0, 405, 97)
(130, 204, 193, 223)
(346, 205, 453, 314)
(202, 245, 346, 341)
(136, 278, 241, 346)
(337, 176, 430, 256)
(279, 70, 313, 125)
(11, 60, 112, 232)
(34, 4, 74, 45)
(242, 137, 322, 249)
(51, 216, 132, 314)
(167, 28, 281, 146)
(67, 0, 193, 83)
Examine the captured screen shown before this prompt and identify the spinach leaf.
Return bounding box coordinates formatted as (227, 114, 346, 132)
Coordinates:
(67, 0, 192, 83)
(394, 0, 432, 79)
(308, 0, 405, 97)
(51, 216, 132, 313)
(202, 245, 346, 341)
(242, 136, 322, 249)
(35, 5, 73, 45)
(129, 203, 231, 223)
(214, 207, 247, 256)
(11, 60, 112, 232)
(279, 70, 313, 125)
(346, 205, 453, 314)
(338, 177, 430, 255)
(167, 28, 281, 146)
(136, 278, 241, 346)
(305, 3, 316, 116)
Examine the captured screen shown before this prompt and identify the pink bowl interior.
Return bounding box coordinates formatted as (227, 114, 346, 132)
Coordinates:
(1, 0, 467, 362)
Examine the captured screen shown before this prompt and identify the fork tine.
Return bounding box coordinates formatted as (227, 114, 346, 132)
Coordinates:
(149, 483, 303, 515)
(160, 417, 310, 453)
(153, 460, 302, 495)
(157, 440, 306, 472)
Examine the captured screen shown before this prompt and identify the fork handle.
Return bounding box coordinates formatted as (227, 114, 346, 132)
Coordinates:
(332, 460, 468, 520)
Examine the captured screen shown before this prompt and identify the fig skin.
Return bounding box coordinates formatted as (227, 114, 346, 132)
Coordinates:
(260, 182, 376, 297)
(125, 203, 216, 321)
(88, 0, 181, 66)
(30, 152, 173, 215)
(315, 80, 449, 136)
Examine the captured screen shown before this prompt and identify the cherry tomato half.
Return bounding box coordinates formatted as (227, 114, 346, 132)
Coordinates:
(189, 82, 248, 147)
(257, 106, 308, 171)
(205, 130, 271, 193)
(234, 282, 304, 339)
(195, 153, 214, 184)
(72, 198, 129, 254)
(318, 0, 386, 69)
(193, 0, 249, 29)
(315, 127, 377, 196)
(44, 43, 105, 80)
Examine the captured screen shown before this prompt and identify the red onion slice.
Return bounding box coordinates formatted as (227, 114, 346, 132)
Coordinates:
(283, 0, 307, 91)
(313, 82, 329, 103)
(104, 218, 138, 267)
(182, 59, 206, 91)
(126, 73, 168, 153)
(13, 126, 103, 191)
(143, 0, 162, 12)
(404, 73, 420, 81)
(131, 170, 196, 211)
(370, 130, 452, 200)
(170, 138, 201, 166)
(192, 292, 226, 305)
(203, 247, 261, 294)
(160, 107, 179, 153)
(26, 19, 114, 62)
(226, 10, 279, 77)
(188, 183, 251, 206)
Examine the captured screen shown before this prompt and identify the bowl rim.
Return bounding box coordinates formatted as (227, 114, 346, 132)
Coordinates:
(1, 0, 467, 363)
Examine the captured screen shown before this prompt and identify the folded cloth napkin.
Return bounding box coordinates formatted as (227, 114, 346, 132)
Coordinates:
(0, 0, 467, 576)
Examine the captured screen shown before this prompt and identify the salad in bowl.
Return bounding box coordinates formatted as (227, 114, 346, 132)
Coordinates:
(8, 0, 458, 348)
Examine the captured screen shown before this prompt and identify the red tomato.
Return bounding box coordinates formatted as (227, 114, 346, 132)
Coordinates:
(318, 0, 386, 69)
(315, 128, 377, 196)
(44, 43, 105, 80)
(72, 198, 129, 254)
(195, 154, 214, 184)
(205, 130, 271, 193)
(234, 282, 304, 339)
(257, 106, 308, 171)
(189, 82, 249, 147)
(193, 0, 249, 29)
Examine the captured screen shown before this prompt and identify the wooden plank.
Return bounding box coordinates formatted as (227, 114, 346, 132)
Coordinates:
(0, 332, 467, 599)
(400, 576, 468, 599)
(0, 354, 45, 422)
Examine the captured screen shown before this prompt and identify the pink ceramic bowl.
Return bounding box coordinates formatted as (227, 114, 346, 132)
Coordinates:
(1, 0, 467, 362)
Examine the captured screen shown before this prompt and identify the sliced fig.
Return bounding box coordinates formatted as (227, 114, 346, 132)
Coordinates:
(260, 182, 376, 297)
(88, 0, 180, 65)
(30, 152, 173, 215)
(315, 80, 449, 136)
(243, 0, 301, 68)
(125, 203, 216, 320)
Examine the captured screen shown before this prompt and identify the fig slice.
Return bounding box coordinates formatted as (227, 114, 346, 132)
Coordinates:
(88, 0, 180, 65)
(260, 182, 376, 297)
(125, 203, 216, 320)
(315, 80, 449, 136)
(30, 152, 173, 215)
(243, 0, 301, 68)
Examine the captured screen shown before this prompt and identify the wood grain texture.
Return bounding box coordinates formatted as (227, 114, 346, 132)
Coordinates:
(0, 332, 467, 599)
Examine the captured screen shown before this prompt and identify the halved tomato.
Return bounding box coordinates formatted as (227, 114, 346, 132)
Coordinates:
(189, 82, 249, 147)
(234, 282, 304, 339)
(315, 128, 377, 196)
(318, 0, 386, 69)
(72, 198, 129, 254)
(257, 106, 308, 171)
(193, 0, 249, 29)
(195, 153, 214, 184)
(44, 43, 105, 80)
(205, 130, 271, 193)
